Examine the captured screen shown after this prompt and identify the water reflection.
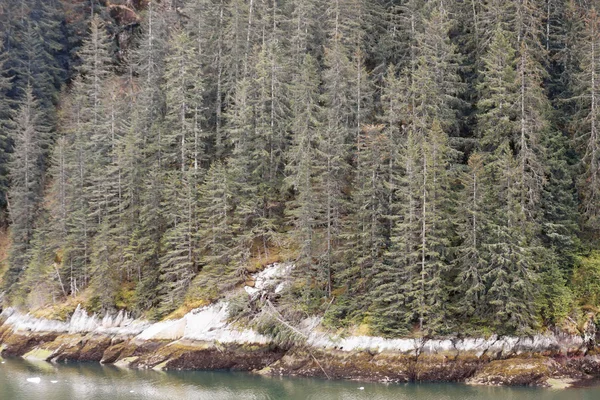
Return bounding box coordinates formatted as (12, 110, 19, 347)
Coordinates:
(0, 357, 598, 400)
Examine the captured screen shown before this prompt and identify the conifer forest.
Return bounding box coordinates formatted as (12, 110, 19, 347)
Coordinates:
(5, 0, 600, 338)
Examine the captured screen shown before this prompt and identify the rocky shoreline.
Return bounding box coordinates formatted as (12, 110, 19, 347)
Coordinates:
(1, 264, 599, 389)
(1, 313, 600, 388)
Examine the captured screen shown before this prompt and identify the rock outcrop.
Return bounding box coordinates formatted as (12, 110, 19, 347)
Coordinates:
(0, 263, 599, 388)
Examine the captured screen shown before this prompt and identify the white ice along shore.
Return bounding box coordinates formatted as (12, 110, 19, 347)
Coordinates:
(0, 262, 589, 355)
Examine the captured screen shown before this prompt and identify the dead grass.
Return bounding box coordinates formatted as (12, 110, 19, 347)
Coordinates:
(30, 291, 90, 321)
(165, 298, 211, 321)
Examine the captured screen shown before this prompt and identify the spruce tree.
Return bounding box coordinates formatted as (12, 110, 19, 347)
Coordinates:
(455, 153, 488, 321)
(573, 8, 600, 233)
(372, 126, 420, 336)
(285, 54, 323, 300)
(196, 161, 240, 296)
(483, 142, 538, 333)
(4, 86, 48, 292)
(477, 25, 519, 150)
(157, 169, 198, 315)
(411, 120, 456, 334)
(0, 42, 14, 221)
(336, 125, 388, 322)
(61, 16, 113, 295)
(162, 29, 204, 172)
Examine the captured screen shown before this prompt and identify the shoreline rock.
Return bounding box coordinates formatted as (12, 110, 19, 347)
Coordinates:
(0, 322, 599, 388)
(0, 264, 599, 388)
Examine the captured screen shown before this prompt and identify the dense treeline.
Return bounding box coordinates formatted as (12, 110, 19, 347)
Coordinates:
(2, 0, 600, 337)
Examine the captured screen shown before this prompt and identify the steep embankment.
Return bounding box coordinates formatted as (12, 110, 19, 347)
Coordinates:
(1, 264, 599, 388)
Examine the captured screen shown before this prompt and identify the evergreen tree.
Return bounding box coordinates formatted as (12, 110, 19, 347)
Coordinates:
(162, 29, 204, 173)
(61, 16, 113, 295)
(475, 14, 546, 332)
(573, 8, 600, 233)
(410, 120, 456, 334)
(0, 0, 592, 334)
(157, 169, 198, 315)
(372, 126, 420, 336)
(371, 67, 415, 336)
(4, 87, 47, 292)
(477, 25, 519, 150)
(336, 125, 388, 322)
(196, 161, 240, 296)
(285, 54, 322, 300)
(0, 42, 14, 221)
(412, 5, 462, 133)
(483, 143, 538, 333)
(454, 153, 488, 321)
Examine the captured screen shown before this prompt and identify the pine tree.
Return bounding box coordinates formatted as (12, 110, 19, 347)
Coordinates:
(573, 8, 600, 233)
(285, 53, 322, 299)
(482, 142, 538, 333)
(454, 153, 488, 321)
(336, 125, 389, 322)
(157, 169, 198, 315)
(411, 120, 456, 334)
(196, 161, 240, 296)
(162, 29, 204, 172)
(4, 86, 48, 292)
(0, 42, 15, 222)
(61, 16, 113, 295)
(477, 25, 519, 150)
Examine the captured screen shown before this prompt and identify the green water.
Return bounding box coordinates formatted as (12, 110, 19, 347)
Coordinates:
(1, 358, 599, 400)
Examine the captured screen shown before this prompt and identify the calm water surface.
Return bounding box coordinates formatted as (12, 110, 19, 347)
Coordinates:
(1, 357, 599, 400)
